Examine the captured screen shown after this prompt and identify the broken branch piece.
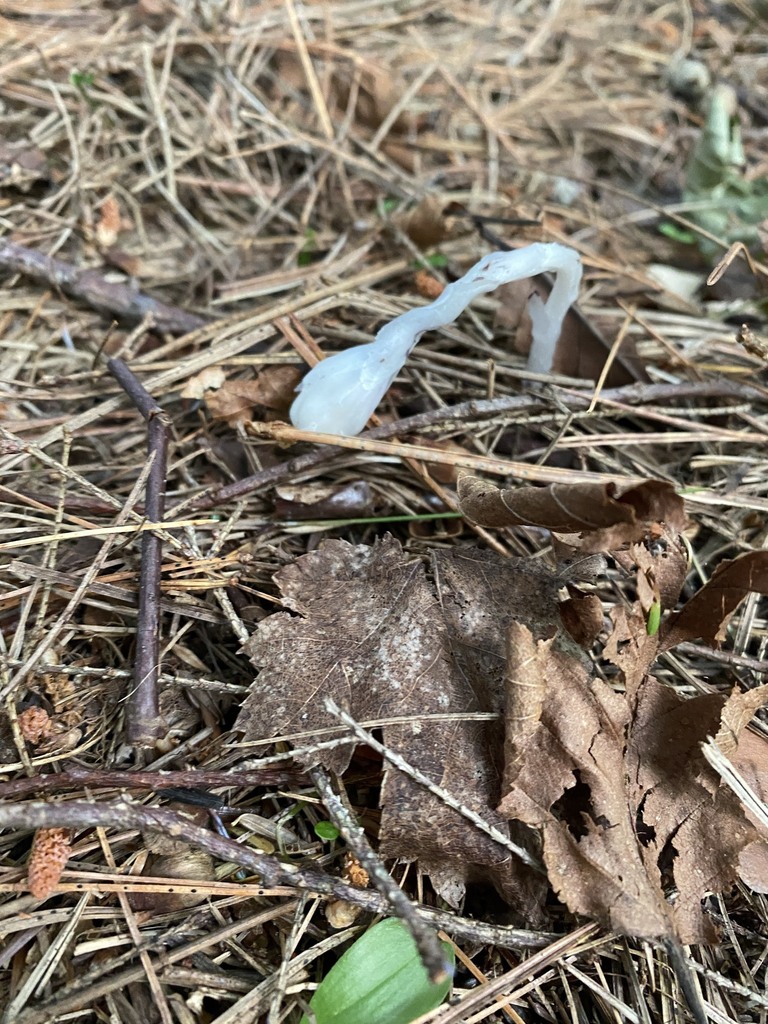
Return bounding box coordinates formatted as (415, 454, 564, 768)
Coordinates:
(290, 242, 582, 436)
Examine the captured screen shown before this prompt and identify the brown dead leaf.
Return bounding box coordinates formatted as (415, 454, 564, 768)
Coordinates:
(236, 536, 561, 911)
(235, 476, 765, 936)
(500, 621, 758, 942)
(499, 622, 673, 938)
(623, 677, 755, 943)
(458, 476, 684, 544)
(558, 592, 604, 647)
(715, 684, 768, 758)
(395, 196, 448, 248)
(660, 551, 768, 651)
(204, 367, 302, 425)
(272, 481, 376, 520)
(612, 531, 689, 612)
(730, 720, 768, 892)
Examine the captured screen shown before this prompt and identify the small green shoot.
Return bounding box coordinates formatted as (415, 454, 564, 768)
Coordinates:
(70, 69, 96, 97)
(298, 228, 318, 268)
(646, 599, 662, 637)
(314, 820, 340, 842)
(300, 918, 454, 1024)
(658, 222, 697, 245)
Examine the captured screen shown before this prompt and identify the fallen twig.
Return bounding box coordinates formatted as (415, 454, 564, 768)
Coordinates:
(0, 239, 207, 334)
(0, 766, 302, 799)
(0, 798, 554, 951)
(107, 357, 169, 746)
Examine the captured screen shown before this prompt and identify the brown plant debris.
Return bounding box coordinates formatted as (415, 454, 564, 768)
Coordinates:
(235, 473, 768, 940)
(27, 827, 72, 900)
(0, 239, 207, 335)
(17, 706, 52, 745)
(660, 551, 768, 651)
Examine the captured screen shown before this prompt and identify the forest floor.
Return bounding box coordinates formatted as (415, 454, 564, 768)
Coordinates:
(1, 1, 768, 1022)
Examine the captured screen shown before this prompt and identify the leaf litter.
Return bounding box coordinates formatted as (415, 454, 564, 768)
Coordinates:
(237, 476, 768, 944)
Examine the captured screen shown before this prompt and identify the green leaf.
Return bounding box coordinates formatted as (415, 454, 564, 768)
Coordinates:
(300, 919, 454, 1024)
(658, 222, 697, 245)
(314, 820, 340, 841)
(646, 599, 661, 637)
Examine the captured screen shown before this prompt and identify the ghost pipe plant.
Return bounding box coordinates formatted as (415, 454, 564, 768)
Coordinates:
(290, 242, 582, 436)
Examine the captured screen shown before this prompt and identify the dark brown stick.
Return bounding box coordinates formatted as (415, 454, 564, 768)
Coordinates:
(0, 239, 206, 334)
(179, 378, 765, 514)
(107, 358, 169, 746)
(0, 798, 553, 950)
(0, 767, 302, 799)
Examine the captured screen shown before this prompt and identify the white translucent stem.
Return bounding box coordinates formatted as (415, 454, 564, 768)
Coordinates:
(290, 242, 582, 436)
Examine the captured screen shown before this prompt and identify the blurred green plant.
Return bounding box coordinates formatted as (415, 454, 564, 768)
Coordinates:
(70, 69, 96, 98)
(299, 918, 454, 1024)
(676, 83, 768, 257)
(298, 228, 318, 268)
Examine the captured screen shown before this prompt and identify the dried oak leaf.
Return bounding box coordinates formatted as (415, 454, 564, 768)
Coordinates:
(458, 476, 685, 548)
(728, 713, 768, 892)
(623, 675, 756, 943)
(660, 550, 768, 651)
(236, 536, 561, 911)
(500, 622, 758, 942)
(499, 622, 673, 939)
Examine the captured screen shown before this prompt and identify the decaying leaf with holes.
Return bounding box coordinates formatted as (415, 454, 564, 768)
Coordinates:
(499, 620, 760, 942)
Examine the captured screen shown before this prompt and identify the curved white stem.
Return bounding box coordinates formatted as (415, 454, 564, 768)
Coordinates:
(290, 242, 582, 436)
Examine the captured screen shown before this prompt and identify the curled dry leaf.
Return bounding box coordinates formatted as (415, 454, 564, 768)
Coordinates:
(458, 476, 685, 546)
